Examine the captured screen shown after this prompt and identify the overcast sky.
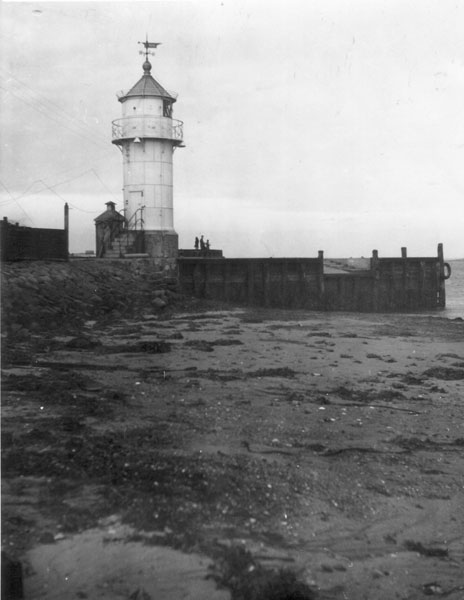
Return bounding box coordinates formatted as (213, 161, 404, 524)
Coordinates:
(1, 0, 463, 257)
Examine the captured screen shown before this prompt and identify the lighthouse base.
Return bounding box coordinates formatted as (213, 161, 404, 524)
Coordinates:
(143, 230, 178, 272)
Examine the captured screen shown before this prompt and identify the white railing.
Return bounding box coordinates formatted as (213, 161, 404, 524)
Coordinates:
(112, 116, 183, 143)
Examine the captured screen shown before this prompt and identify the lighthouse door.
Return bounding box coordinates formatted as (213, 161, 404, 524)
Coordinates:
(130, 190, 143, 206)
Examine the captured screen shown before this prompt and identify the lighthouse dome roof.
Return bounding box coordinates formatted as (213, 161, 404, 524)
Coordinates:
(118, 61, 176, 103)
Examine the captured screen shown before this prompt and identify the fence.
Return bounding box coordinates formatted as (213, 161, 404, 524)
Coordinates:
(1, 218, 68, 262)
(178, 245, 449, 312)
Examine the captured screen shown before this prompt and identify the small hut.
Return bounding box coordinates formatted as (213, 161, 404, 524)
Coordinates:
(94, 202, 126, 258)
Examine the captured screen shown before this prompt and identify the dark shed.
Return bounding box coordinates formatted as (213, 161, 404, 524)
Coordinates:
(94, 202, 126, 258)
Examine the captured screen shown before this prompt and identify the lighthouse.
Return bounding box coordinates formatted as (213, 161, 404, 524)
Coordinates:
(111, 40, 184, 266)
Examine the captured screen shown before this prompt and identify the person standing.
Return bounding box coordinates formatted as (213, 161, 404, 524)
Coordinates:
(194, 236, 199, 250)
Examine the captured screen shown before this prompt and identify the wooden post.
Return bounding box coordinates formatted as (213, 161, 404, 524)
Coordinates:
(350, 273, 363, 312)
(223, 262, 229, 301)
(247, 262, 254, 305)
(419, 260, 426, 309)
(203, 262, 209, 298)
(437, 243, 445, 308)
(299, 263, 307, 308)
(281, 260, 288, 307)
(338, 276, 344, 311)
(64, 203, 69, 258)
(389, 261, 396, 310)
(1, 217, 9, 262)
(193, 262, 200, 296)
(401, 246, 408, 310)
(263, 262, 271, 307)
(317, 251, 325, 309)
(371, 249, 379, 311)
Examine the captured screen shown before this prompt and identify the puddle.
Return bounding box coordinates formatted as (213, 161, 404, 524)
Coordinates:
(25, 520, 230, 600)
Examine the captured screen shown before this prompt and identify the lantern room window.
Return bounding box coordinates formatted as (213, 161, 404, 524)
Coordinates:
(163, 100, 172, 118)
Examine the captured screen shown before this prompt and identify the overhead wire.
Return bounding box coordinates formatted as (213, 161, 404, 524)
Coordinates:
(0, 180, 35, 225)
(0, 167, 117, 214)
(37, 151, 119, 183)
(1, 150, 121, 204)
(67, 204, 101, 214)
(0, 69, 124, 206)
(0, 169, 95, 205)
(0, 85, 105, 149)
(0, 67, 123, 218)
(37, 179, 100, 214)
(0, 67, 111, 147)
(0, 85, 111, 152)
(37, 180, 68, 203)
(91, 169, 120, 204)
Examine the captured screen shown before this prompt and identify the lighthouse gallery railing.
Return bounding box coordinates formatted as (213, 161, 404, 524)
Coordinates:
(111, 116, 183, 143)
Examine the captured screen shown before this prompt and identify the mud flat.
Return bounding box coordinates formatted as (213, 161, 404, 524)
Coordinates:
(2, 302, 464, 599)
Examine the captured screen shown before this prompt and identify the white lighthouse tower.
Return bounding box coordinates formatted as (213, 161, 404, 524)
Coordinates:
(112, 40, 183, 266)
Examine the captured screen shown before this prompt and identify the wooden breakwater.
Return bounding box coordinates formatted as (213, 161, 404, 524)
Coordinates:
(178, 244, 450, 312)
(1, 208, 69, 262)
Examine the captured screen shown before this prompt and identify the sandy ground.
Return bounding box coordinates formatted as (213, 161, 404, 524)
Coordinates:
(2, 303, 464, 599)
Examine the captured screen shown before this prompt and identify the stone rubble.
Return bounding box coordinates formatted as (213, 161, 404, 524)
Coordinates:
(1, 259, 181, 336)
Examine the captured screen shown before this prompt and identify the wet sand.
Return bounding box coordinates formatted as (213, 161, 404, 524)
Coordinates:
(2, 304, 464, 599)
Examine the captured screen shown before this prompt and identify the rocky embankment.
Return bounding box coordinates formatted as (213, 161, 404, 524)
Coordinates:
(1, 259, 182, 337)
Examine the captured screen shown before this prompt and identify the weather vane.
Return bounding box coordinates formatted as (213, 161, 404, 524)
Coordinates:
(138, 35, 162, 60)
